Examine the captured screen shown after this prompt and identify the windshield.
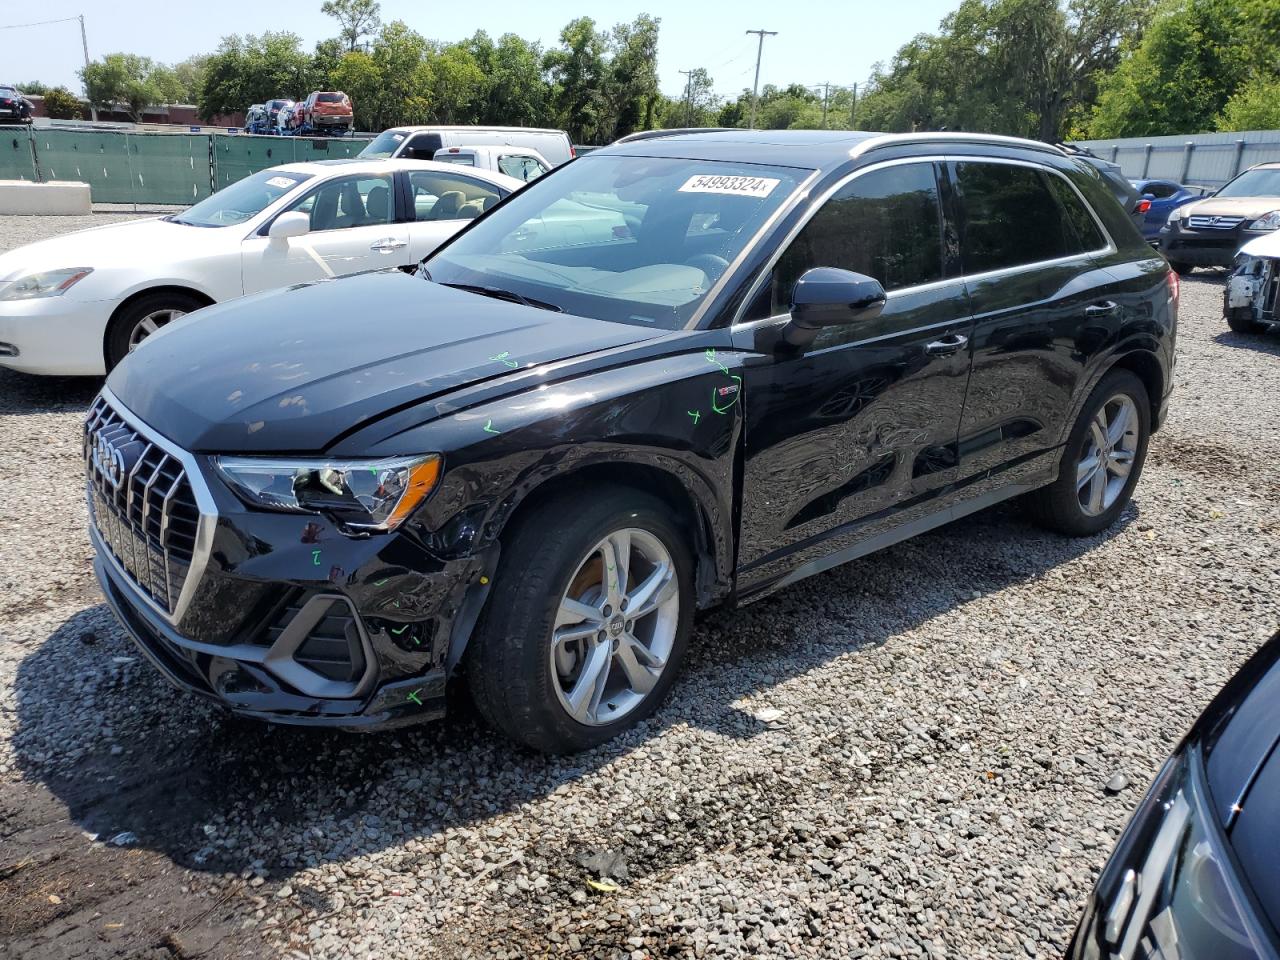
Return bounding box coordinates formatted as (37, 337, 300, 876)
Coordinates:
(360, 130, 406, 159)
(424, 155, 808, 329)
(173, 169, 312, 227)
(1217, 168, 1280, 198)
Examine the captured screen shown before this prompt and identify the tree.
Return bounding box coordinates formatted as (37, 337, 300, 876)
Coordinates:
(80, 54, 170, 122)
(199, 32, 321, 119)
(1085, 0, 1280, 137)
(170, 55, 210, 104)
(322, 0, 382, 52)
(42, 87, 82, 120)
(544, 18, 608, 143)
(16, 81, 49, 96)
(466, 32, 548, 127)
(1218, 77, 1280, 132)
(601, 15, 661, 140)
(425, 43, 486, 124)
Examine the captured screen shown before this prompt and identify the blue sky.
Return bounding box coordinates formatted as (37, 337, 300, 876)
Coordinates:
(4, 1, 958, 103)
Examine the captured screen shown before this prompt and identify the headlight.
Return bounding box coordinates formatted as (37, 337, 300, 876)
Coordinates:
(1249, 211, 1280, 232)
(1168, 209, 1186, 225)
(0, 267, 93, 302)
(212, 454, 441, 533)
(1075, 751, 1268, 960)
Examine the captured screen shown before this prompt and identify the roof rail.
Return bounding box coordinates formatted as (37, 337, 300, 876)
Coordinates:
(852, 132, 1068, 160)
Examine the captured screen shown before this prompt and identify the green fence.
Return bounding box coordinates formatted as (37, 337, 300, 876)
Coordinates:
(0, 126, 371, 205)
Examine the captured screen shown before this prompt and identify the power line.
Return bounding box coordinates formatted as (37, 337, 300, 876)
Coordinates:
(0, 15, 81, 30)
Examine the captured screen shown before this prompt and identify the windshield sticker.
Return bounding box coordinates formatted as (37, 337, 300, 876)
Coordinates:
(679, 175, 780, 198)
(266, 176, 297, 189)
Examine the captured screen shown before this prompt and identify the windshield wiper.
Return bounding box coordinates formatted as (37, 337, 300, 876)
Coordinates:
(438, 281, 562, 313)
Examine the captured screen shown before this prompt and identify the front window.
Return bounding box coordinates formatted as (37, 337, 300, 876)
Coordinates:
(359, 130, 406, 159)
(1216, 168, 1280, 198)
(171, 169, 312, 227)
(424, 155, 809, 329)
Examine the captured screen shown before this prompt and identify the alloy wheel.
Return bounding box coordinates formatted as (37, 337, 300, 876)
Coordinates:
(1076, 393, 1139, 516)
(549, 528, 680, 727)
(128, 308, 186, 351)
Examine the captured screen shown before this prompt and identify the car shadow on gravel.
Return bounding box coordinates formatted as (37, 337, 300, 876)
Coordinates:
(1213, 329, 1280, 355)
(0, 368, 101, 416)
(9, 501, 1136, 891)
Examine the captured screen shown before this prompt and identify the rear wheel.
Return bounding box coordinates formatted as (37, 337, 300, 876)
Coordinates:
(1025, 369, 1150, 537)
(467, 489, 693, 753)
(105, 292, 205, 370)
(1227, 307, 1267, 335)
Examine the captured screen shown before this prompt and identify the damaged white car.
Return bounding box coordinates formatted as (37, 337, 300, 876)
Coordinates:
(1226, 231, 1280, 335)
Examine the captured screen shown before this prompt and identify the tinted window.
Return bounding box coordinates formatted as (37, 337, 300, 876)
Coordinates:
(1044, 174, 1107, 252)
(317, 93, 345, 103)
(765, 163, 943, 315)
(953, 162, 1098, 273)
(403, 133, 443, 161)
(408, 170, 503, 221)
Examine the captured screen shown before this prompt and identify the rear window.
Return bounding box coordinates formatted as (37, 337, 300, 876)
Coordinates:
(317, 93, 345, 103)
(435, 154, 476, 166)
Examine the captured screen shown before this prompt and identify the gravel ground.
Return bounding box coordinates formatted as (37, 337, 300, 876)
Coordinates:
(0, 212, 1277, 960)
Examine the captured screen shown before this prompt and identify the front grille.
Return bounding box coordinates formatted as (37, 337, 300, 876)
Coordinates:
(84, 395, 200, 615)
(1187, 215, 1244, 230)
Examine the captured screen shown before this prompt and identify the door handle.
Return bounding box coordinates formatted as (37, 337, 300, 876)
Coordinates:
(370, 238, 408, 253)
(1085, 301, 1119, 318)
(925, 334, 969, 356)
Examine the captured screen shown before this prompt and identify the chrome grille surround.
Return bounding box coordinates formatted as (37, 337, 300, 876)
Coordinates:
(84, 387, 217, 624)
(1187, 215, 1244, 231)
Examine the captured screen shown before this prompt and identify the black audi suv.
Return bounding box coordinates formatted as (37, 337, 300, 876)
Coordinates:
(86, 130, 1177, 752)
(1069, 630, 1280, 959)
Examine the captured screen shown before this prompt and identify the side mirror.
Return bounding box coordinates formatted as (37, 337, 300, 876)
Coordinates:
(268, 211, 310, 241)
(784, 267, 887, 347)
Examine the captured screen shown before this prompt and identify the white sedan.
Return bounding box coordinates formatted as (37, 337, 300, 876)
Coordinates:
(0, 159, 522, 375)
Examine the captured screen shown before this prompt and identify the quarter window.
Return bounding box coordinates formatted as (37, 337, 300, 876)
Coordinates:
(952, 162, 1101, 274)
(765, 162, 944, 316)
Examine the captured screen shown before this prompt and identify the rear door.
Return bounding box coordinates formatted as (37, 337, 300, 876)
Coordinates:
(241, 171, 408, 294)
(403, 168, 507, 261)
(947, 158, 1123, 483)
(735, 161, 975, 593)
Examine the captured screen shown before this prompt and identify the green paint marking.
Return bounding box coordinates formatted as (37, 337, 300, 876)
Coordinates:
(687, 409, 701, 425)
(490, 351, 519, 369)
(704, 347, 730, 376)
(390, 624, 409, 636)
(311, 549, 321, 566)
(373, 578, 389, 586)
(483, 418, 500, 434)
(406, 689, 423, 706)
(711, 375, 743, 415)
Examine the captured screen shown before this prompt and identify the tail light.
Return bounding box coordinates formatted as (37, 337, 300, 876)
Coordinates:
(1167, 268, 1179, 305)
(570, 146, 576, 158)
(1136, 199, 1152, 214)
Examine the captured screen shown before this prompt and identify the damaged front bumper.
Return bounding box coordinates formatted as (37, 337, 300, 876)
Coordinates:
(1226, 254, 1280, 329)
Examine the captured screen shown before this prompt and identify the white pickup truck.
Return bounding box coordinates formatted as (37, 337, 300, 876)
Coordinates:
(432, 145, 551, 183)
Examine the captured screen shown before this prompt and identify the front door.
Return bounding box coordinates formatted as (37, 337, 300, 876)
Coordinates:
(241, 171, 408, 295)
(735, 161, 975, 595)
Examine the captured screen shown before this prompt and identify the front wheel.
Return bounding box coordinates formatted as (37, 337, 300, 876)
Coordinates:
(467, 489, 693, 753)
(1227, 307, 1267, 335)
(1025, 369, 1150, 537)
(105, 292, 205, 370)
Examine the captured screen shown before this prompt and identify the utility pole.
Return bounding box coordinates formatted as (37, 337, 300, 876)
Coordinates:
(811, 82, 832, 128)
(679, 69, 694, 127)
(850, 81, 858, 129)
(79, 14, 96, 121)
(745, 28, 777, 130)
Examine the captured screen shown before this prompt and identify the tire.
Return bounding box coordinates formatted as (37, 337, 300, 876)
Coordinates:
(1025, 368, 1150, 537)
(1227, 307, 1267, 335)
(1169, 261, 1194, 276)
(105, 291, 206, 370)
(466, 488, 694, 753)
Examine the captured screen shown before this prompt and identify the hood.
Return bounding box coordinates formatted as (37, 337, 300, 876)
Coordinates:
(0, 217, 228, 282)
(1239, 229, 1280, 259)
(1196, 631, 1280, 828)
(1182, 195, 1280, 220)
(107, 271, 657, 453)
